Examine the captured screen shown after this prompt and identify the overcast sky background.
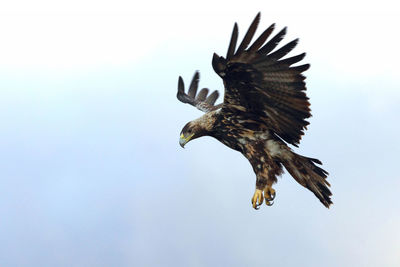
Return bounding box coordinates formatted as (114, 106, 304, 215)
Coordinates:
(0, 0, 399, 266)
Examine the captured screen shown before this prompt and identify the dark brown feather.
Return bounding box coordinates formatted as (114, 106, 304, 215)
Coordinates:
(236, 12, 260, 55)
(278, 53, 306, 66)
(282, 153, 332, 208)
(178, 76, 184, 95)
(188, 71, 199, 98)
(196, 88, 209, 101)
(259, 27, 287, 54)
(248, 23, 275, 52)
(226, 23, 238, 60)
(268, 38, 298, 60)
(206, 91, 219, 105)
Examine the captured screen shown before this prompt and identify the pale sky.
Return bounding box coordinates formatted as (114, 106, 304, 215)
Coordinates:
(0, 1, 399, 266)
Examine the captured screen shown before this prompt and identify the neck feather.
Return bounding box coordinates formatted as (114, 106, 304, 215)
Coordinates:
(192, 110, 218, 133)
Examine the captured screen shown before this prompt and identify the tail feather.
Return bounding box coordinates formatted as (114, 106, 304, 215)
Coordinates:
(282, 152, 332, 208)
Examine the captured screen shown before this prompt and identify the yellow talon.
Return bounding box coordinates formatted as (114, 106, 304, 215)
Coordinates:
(251, 189, 264, 210)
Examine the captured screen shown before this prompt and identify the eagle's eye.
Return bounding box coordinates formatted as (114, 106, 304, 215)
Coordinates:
(188, 129, 192, 134)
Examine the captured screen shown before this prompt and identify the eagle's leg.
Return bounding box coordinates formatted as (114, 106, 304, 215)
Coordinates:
(251, 189, 264, 209)
(247, 144, 281, 209)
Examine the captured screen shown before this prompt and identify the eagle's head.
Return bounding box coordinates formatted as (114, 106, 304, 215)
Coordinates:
(179, 121, 207, 148)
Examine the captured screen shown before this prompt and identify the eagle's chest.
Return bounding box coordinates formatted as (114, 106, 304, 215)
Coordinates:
(212, 116, 271, 152)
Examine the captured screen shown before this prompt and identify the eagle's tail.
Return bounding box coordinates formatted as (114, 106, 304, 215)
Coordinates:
(282, 152, 332, 208)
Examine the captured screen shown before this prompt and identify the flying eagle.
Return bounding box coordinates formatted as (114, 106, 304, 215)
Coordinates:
(177, 13, 332, 209)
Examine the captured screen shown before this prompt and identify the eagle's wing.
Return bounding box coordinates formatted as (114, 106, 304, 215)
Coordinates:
(177, 71, 222, 113)
(213, 13, 311, 146)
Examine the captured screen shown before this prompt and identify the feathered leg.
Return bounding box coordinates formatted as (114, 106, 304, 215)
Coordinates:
(250, 160, 282, 209)
(245, 141, 284, 209)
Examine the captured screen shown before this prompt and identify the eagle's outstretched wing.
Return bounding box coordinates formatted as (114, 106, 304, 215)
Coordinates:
(177, 71, 222, 113)
(213, 13, 311, 146)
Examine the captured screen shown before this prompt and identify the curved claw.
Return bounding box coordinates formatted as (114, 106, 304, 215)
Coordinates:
(265, 200, 274, 206)
(264, 187, 276, 202)
(268, 191, 276, 201)
(251, 189, 263, 210)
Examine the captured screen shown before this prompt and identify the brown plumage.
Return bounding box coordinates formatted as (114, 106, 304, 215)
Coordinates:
(177, 13, 332, 209)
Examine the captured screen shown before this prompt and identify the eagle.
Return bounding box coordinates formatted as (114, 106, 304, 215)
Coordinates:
(177, 13, 332, 209)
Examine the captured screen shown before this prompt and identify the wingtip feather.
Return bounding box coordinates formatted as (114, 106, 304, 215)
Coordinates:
(178, 76, 184, 93)
(226, 23, 239, 59)
(259, 27, 287, 54)
(236, 13, 261, 55)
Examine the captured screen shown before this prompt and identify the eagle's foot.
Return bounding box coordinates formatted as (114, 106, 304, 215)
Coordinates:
(263, 186, 276, 206)
(251, 189, 264, 210)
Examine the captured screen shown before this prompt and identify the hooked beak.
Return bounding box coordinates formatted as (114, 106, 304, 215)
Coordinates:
(179, 133, 193, 148)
